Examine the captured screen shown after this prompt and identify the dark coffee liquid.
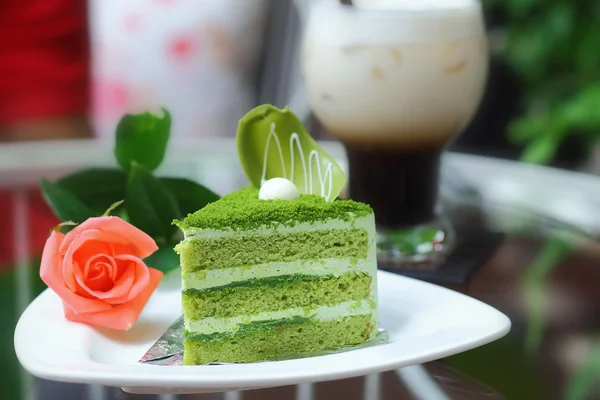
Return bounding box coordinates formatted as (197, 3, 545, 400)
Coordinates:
(346, 144, 442, 228)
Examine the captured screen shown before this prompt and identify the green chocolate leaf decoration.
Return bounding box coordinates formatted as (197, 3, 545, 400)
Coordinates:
(126, 162, 181, 241)
(115, 109, 171, 172)
(160, 177, 221, 217)
(40, 179, 96, 226)
(236, 105, 346, 202)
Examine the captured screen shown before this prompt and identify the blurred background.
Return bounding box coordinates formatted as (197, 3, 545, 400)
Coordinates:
(2, 0, 599, 167)
(1, 0, 600, 399)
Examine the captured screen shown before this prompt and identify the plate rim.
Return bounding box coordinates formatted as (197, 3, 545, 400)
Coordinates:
(15, 270, 511, 391)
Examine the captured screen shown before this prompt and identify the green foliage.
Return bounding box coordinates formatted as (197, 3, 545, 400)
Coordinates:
(520, 234, 600, 399)
(114, 109, 171, 172)
(126, 162, 181, 241)
(0, 258, 46, 400)
(102, 200, 125, 217)
(485, 0, 600, 163)
(144, 245, 181, 273)
(40, 110, 220, 273)
(522, 234, 574, 354)
(57, 168, 127, 214)
(565, 337, 600, 400)
(161, 177, 220, 217)
(40, 179, 96, 227)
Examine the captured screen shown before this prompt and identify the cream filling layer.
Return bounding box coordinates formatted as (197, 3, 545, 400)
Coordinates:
(185, 299, 374, 334)
(182, 214, 375, 240)
(182, 258, 373, 291)
(181, 214, 378, 291)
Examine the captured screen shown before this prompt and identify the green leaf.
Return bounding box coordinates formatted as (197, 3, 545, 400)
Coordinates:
(546, 3, 574, 41)
(118, 207, 130, 223)
(161, 178, 220, 217)
(40, 179, 96, 225)
(102, 200, 124, 217)
(114, 109, 171, 172)
(57, 168, 127, 214)
(144, 245, 180, 273)
(508, 116, 550, 145)
(565, 337, 600, 400)
(521, 135, 561, 165)
(506, 26, 552, 85)
(53, 221, 78, 233)
(522, 235, 574, 354)
(237, 105, 346, 202)
(126, 163, 181, 241)
(559, 82, 600, 132)
(576, 24, 600, 84)
(505, 0, 538, 18)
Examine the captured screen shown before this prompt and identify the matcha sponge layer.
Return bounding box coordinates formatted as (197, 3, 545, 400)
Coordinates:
(176, 186, 373, 232)
(177, 228, 368, 271)
(183, 314, 373, 365)
(182, 272, 372, 320)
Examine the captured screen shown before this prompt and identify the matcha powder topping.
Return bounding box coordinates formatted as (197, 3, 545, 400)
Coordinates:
(175, 186, 373, 231)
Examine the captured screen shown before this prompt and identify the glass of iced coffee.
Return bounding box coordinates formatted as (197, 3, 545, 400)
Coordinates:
(302, 0, 488, 264)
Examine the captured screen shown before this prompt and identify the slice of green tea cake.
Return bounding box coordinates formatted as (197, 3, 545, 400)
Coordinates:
(174, 104, 380, 365)
(174, 186, 378, 365)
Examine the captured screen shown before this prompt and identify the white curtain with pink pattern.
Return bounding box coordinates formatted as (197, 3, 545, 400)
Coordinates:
(89, 0, 270, 139)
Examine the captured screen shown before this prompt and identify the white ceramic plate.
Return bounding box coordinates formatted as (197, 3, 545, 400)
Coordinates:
(15, 270, 510, 395)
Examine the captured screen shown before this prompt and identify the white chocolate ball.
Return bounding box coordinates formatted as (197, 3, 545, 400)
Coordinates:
(259, 178, 300, 201)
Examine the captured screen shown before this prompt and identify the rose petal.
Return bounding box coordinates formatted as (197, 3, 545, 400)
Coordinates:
(110, 242, 145, 258)
(106, 255, 150, 304)
(85, 262, 113, 290)
(110, 249, 132, 281)
(63, 268, 163, 330)
(79, 254, 117, 292)
(62, 230, 119, 291)
(103, 263, 136, 302)
(61, 235, 81, 292)
(61, 228, 128, 260)
(74, 254, 137, 302)
(40, 231, 112, 314)
(84, 257, 115, 281)
(75, 240, 113, 270)
(63, 217, 158, 258)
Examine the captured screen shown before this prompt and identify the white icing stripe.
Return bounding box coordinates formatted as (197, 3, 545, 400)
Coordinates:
(185, 299, 374, 334)
(182, 214, 374, 240)
(261, 122, 334, 201)
(183, 258, 373, 291)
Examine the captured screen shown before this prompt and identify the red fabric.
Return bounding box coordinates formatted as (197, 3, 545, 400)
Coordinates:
(0, 0, 87, 266)
(0, 0, 90, 124)
(0, 189, 60, 269)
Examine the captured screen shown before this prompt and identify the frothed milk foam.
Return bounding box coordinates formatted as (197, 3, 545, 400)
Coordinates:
(302, 0, 487, 148)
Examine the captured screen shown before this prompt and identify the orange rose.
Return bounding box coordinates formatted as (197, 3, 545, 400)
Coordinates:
(40, 216, 163, 330)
